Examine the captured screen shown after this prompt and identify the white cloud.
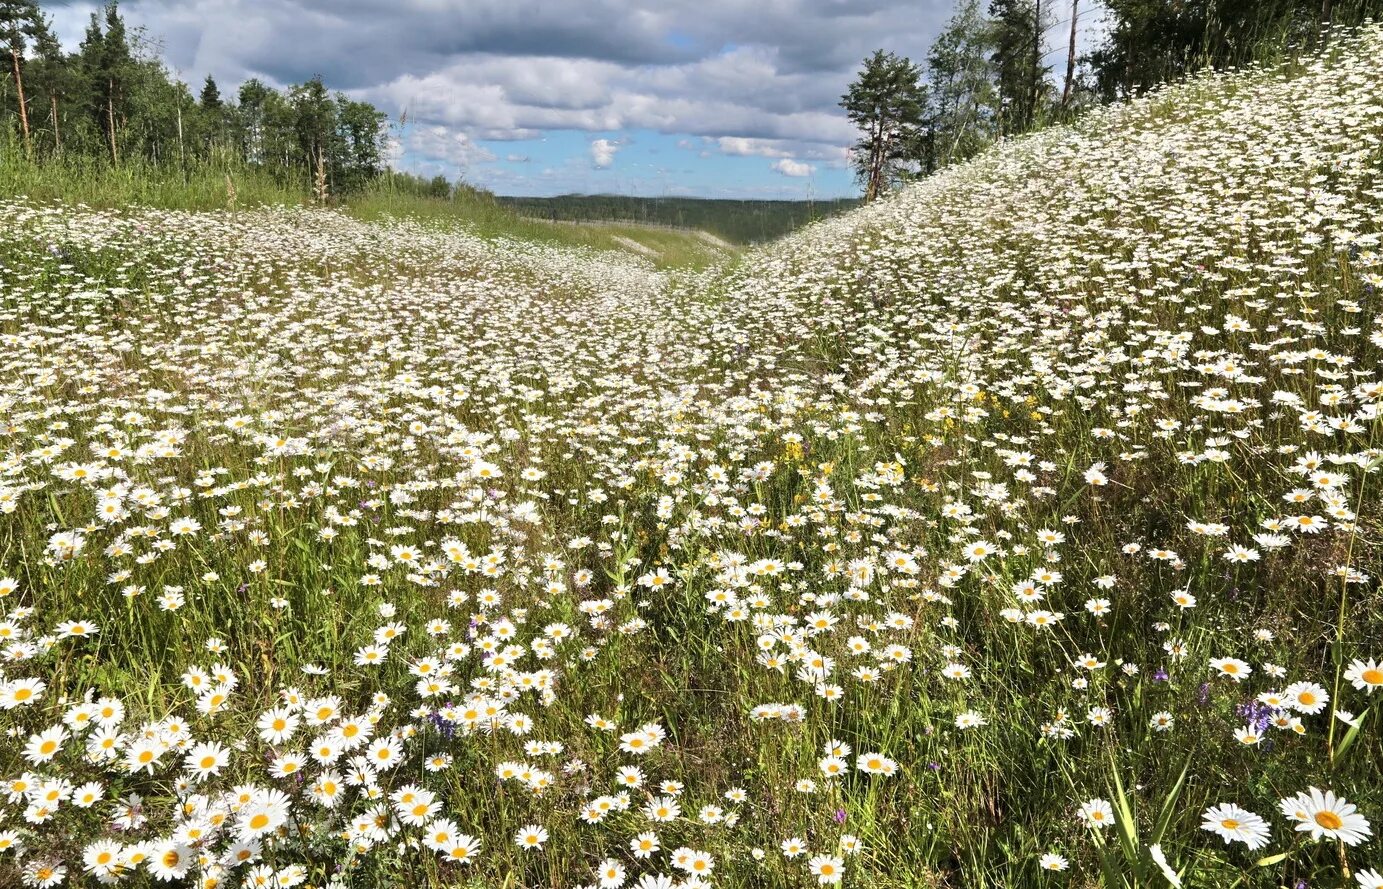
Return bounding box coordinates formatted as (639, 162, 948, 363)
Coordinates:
(770, 158, 815, 178)
(717, 137, 793, 158)
(407, 126, 498, 169)
(590, 138, 620, 169)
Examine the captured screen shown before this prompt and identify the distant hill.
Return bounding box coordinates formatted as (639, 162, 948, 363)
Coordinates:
(494, 194, 861, 245)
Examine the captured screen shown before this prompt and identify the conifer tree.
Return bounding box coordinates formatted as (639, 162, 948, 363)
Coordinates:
(1, 0, 45, 155)
(841, 50, 927, 202)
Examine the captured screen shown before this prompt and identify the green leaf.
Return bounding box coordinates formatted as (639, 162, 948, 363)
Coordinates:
(1332, 707, 1369, 767)
(1106, 753, 1142, 874)
(1151, 753, 1192, 846)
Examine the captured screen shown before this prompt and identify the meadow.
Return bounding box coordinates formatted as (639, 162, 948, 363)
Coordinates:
(0, 24, 1381, 889)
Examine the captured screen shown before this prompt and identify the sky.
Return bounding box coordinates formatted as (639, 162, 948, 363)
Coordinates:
(44, 0, 1108, 199)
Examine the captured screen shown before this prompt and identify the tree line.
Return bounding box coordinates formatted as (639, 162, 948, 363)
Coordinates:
(0, 0, 451, 200)
(495, 195, 863, 245)
(844, 0, 1383, 200)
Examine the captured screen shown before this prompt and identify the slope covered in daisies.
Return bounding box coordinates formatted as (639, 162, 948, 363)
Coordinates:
(0, 25, 1381, 889)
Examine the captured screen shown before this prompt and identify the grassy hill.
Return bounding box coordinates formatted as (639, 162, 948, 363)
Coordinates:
(0, 24, 1380, 889)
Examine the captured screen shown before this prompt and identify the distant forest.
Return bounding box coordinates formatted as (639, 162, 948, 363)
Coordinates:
(495, 195, 862, 245)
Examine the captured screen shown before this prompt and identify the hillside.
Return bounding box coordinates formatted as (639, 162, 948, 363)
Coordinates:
(0, 24, 1381, 889)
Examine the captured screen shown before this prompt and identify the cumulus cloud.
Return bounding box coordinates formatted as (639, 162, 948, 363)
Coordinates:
(409, 127, 498, 166)
(771, 158, 816, 177)
(717, 137, 794, 159)
(45, 0, 1107, 194)
(590, 139, 621, 169)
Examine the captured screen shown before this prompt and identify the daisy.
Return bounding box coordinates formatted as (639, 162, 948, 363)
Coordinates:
(1285, 681, 1329, 714)
(184, 741, 229, 780)
(148, 842, 194, 881)
(23, 726, 67, 765)
(1078, 798, 1114, 830)
(856, 752, 897, 776)
(1201, 803, 1271, 849)
(596, 859, 626, 888)
(1356, 870, 1383, 889)
(514, 824, 548, 851)
(441, 834, 481, 865)
(256, 708, 299, 745)
(956, 710, 988, 729)
(1283, 787, 1372, 846)
(809, 854, 846, 884)
(1345, 658, 1383, 693)
(238, 789, 290, 840)
(1210, 657, 1252, 681)
(631, 831, 660, 858)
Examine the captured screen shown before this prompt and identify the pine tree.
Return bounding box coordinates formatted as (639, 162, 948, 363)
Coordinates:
(199, 74, 220, 110)
(78, 3, 136, 163)
(1, 0, 45, 155)
(27, 16, 67, 153)
(841, 50, 928, 202)
(988, 0, 1052, 135)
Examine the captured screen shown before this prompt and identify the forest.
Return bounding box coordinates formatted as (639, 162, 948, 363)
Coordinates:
(0, 0, 445, 201)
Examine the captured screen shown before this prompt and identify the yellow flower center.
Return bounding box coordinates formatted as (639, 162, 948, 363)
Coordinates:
(1314, 811, 1343, 831)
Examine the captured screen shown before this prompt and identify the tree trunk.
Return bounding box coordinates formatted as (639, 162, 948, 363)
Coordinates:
(1030, 0, 1043, 130)
(865, 116, 884, 202)
(1320, 0, 1334, 42)
(1062, 0, 1080, 110)
(107, 79, 119, 164)
(50, 94, 61, 153)
(176, 101, 185, 182)
(11, 49, 32, 157)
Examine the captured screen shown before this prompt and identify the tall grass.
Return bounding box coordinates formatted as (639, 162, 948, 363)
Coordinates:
(0, 142, 304, 210)
(0, 143, 733, 269)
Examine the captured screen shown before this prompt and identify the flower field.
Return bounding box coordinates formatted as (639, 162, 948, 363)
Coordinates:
(1, 26, 1382, 889)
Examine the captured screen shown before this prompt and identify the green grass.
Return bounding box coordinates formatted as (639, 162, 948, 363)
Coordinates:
(0, 146, 735, 270)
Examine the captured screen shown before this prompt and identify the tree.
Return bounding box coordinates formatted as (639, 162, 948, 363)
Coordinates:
(841, 50, 928, 202)
(27, 17, 69, 153)
(199, 74, 221, 110)
(334, 95, 387, 193)
(3, 0, 399, 193)
(928, 0, 999, 168)
(79, 2, 136, 163)
(1, 0, 45, 155)
(1061, 0, 1079, 110)
(289, 76, 338, 199)
(989, 0, 1042, 134)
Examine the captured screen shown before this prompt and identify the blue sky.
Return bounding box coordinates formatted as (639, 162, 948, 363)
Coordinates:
(402, 129, 851, 198)
(45, 0, 1108, 199)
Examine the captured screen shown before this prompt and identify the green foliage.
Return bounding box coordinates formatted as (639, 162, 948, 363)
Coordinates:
(1090, 0, 1383, 100)
(987, 0, 1053, 136)
(841, 50, 929, 201)
(1, 1, 392, 198)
